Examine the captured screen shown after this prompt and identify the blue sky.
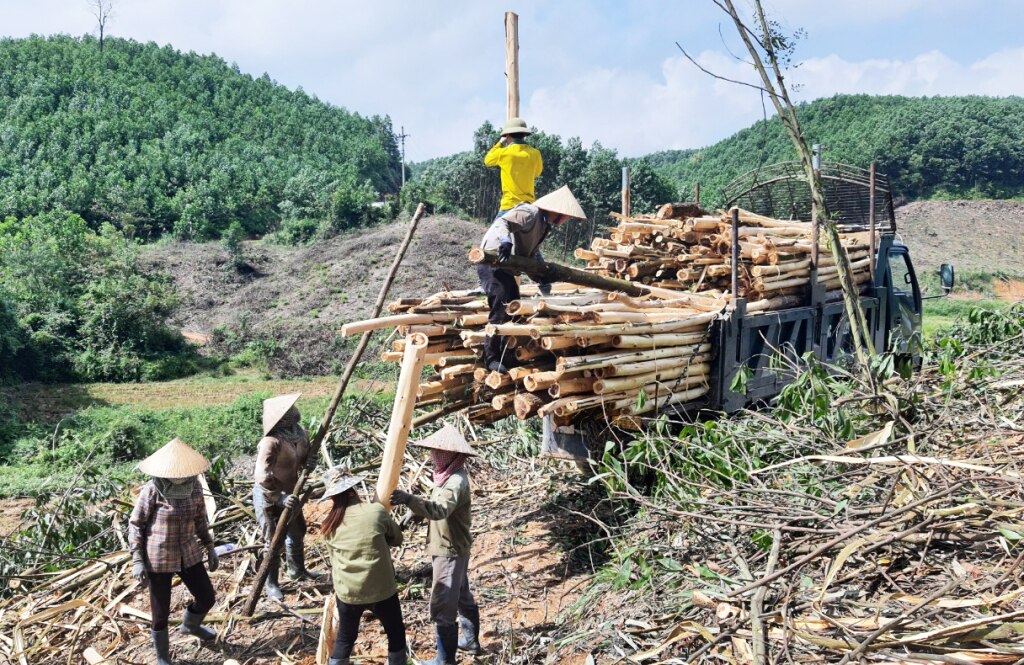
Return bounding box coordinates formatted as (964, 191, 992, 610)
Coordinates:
(2, 0, 1022, 161)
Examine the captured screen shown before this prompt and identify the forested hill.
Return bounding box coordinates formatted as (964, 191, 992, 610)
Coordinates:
(651, 95, 1024, 207)
(0, 35, 401, 240)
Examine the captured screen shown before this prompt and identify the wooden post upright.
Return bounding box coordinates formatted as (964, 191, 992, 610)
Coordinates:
(505, 12, 520, 120)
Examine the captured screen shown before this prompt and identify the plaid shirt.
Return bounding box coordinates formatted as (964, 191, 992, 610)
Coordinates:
(129, 480, 213, 573)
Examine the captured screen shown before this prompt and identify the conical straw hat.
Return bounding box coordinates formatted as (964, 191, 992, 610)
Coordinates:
(138, 438, 210, 478)
(411, 424, 478, 456)
(534, 186, 586, 220)
(263, 393, 302, 435)
(320, 473, 366, 501)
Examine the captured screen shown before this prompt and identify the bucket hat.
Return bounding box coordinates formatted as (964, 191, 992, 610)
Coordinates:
(411, 424, 478, 456)
(320, 473, 366, 501)
(534, 186, 586, 220)
(501, 117, 532, 136)
(263, 393, 302, 436)
(138, 438, 210, 478)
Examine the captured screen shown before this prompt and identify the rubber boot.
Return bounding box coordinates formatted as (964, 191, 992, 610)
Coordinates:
(151, 628, 174, 665)
(179, 607, 216, 641)
(418, 625, 458, 665)
(265, 557, 285, 601)
(458, 608, 482, 654)
(285, 544, 322, 581)
(328, 659, 350, 665)
(387, 650, 409, 665)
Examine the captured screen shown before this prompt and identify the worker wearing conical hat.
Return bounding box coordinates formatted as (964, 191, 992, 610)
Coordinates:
(319, 472, 410, 665)
(478, 185, 587, 372)
(128, 438, 219, 665)
(253, 393, 320, 601)
(390, 424, 481, 664)
(484, 117, 543, 218)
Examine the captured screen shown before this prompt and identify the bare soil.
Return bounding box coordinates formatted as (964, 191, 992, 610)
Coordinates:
(895, 200, 1024, 274)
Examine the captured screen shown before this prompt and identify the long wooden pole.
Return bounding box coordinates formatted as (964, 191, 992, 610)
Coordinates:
(868, 161, 876, 284)
(241, 203, 427, 616)
(469, 248, 649, 298)
(505, 12, 519, 120)
(376, 333, 429, 509)
(621, 167, 631, 218)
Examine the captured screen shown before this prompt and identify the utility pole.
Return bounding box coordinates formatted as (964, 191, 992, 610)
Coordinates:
(398, 126, 409, 188)
(505, 12, 520, 120)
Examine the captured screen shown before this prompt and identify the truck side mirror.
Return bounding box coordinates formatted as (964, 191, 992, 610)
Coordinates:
(939, 264, 955, 295)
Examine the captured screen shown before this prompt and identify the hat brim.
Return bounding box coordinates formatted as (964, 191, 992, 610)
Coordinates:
(502, 128, 532, 136)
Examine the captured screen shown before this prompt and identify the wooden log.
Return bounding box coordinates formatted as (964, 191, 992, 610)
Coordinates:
(612, 332, 708, 348)
(523, 370, 561, 392)
(440, 363, 477, 380)
(601, 354, 712, 379)
(491, 392, 518, 411)
(508, 365, 548, 381)
(540, 335, 580, 351)
(549, 377, 596, 398)
(558, 342, 713, 372)
(377, 333, 429, 509)
(469, 248, 687, 300)
(485, 371, 514, 390)
(594, 363, 710, 394)
(343, 313, 439, 336)
(416, 374, 472, 398)
(514, 392, 548, 420)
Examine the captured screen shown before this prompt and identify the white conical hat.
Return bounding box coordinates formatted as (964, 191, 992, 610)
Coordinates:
(263, 393, 302, 435)
(534, 186, 586, 220)
(138, 438, 210, 478)
(411, 424, 478, 456)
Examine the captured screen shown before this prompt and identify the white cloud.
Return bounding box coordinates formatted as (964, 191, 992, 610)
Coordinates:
(524, 47, 1024, 157)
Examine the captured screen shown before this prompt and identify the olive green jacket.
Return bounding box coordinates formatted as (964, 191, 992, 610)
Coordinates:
(325, 502, 402, 605)
(408, 470, 472, 557)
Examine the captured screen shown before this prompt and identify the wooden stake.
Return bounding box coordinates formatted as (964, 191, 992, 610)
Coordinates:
(377, 333, 429, 509)
(505, 12, 520, 120)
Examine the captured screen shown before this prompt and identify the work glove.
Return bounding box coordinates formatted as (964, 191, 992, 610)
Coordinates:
(132, 559, 148, 588)
(538, 283, 552, 297)
(277, 493, 298, 511)
(206, 545, 219, 573)
(497, 240, 514, 263)
(389, 490, 413, 506)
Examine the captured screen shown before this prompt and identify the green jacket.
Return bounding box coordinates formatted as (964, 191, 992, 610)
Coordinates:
(408, 470, 472, 557)
(325, 502, 402, 605)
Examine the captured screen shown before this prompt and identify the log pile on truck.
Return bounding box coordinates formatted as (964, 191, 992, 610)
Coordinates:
(341, 206, 874, 429)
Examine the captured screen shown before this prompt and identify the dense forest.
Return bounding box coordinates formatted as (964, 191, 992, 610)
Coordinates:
(405, 122, 678, 253)
(0, 35, 401, 240)
(652, 94, 1024, 207)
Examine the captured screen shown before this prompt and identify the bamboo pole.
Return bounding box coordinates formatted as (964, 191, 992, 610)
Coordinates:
(241, 203, 426, 617)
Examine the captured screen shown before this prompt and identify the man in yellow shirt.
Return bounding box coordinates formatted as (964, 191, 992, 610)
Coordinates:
(483, 118, 543, 218)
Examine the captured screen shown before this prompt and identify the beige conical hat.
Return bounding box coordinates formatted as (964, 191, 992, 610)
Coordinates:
(263, 393, 302, 435)
(534, 186, 586, 220)
(138, 438, 210, 478)
(320, 474, 367, 501)
(411, 424, 478, 456)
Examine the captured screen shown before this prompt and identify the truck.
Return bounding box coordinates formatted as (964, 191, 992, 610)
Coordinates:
(542, 160, 955, 460)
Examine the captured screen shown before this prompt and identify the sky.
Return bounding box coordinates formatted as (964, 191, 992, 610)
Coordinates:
(2, 0, 1023, 161)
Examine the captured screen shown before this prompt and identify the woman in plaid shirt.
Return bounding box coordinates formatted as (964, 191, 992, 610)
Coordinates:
(129, 438, 219, 665)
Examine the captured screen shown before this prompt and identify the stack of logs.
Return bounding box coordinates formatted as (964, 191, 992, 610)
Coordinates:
(580, 204, 873, 301)
(341, 206, 873, 429)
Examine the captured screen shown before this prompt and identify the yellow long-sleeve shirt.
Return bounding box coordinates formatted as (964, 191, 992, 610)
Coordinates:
(484, 141, 543, 211)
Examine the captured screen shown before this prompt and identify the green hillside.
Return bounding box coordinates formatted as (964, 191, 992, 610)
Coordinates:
(0, 35, 401, 240)
(652, 95, 1024, 207)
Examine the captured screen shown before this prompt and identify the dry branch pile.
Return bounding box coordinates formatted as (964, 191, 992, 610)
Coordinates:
(341, 206, 873, 429)
(547, 306, 1024, 664)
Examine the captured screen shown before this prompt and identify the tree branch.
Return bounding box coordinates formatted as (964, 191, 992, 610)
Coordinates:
(674, 42, 770, 94)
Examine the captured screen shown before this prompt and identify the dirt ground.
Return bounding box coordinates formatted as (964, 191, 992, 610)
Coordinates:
(895, 199, 1024, 274)
(0, 497, 33, 537)
(67, 460, 600, 665)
